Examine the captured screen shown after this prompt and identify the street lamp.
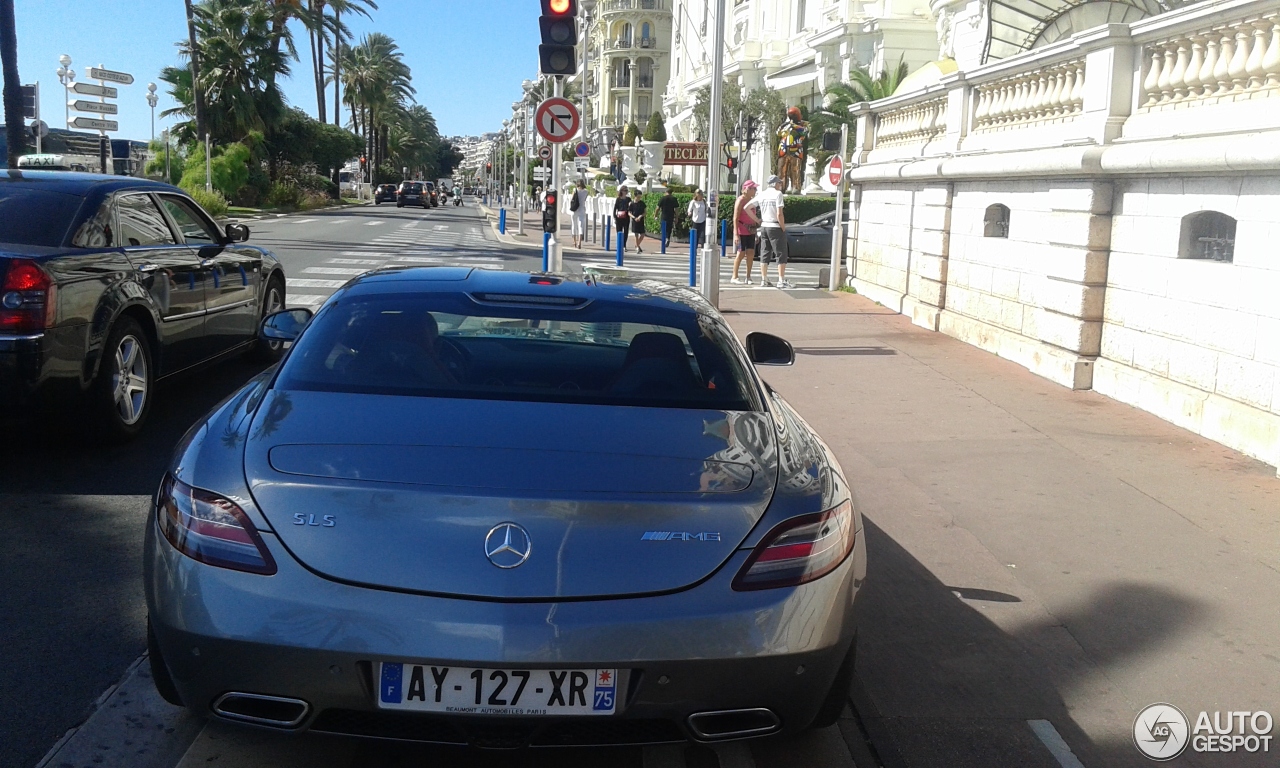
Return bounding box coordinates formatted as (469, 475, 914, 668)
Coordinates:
(580, 0, 596, 146)
(56, 54, 75, 129)
(146, 83, 159, 142)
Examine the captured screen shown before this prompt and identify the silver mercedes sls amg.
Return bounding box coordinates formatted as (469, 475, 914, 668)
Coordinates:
(144, 267, 866, 749)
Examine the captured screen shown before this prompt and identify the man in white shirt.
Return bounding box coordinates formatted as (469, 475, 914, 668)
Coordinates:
(745, 175, 791, 288)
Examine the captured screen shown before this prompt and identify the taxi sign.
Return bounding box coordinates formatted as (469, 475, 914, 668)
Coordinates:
(535, 98, 579, 144)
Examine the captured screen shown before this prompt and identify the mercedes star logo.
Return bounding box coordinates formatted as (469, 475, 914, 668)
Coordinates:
(484, 522, 532, 569)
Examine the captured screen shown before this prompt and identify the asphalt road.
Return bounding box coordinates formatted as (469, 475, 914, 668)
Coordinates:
(2, 200, 872, 768)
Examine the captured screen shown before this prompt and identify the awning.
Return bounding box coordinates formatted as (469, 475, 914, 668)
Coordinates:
(765, 61, 818, 92)
(985, 0, 1194, 62)
(665, 106, 695, 138)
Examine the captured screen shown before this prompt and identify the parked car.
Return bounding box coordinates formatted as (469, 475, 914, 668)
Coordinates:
(374, 184, 398, 205)
(0, 172, 287, 439)
(786, 210, 851, 262)
(397, 182, 428, 209)
(424, 181, 440, 207)
(144, 268, 865, 748)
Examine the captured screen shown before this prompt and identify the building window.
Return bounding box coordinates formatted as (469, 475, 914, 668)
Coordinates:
(795, 0, 807, 33)
(984, 204, 1010, 238)
(1179, 211, 1236, 262)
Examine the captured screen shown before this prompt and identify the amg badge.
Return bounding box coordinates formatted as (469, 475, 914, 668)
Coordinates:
(640, 531, 722, 541)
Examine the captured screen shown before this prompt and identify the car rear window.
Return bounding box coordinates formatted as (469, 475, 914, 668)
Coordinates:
(276, 292, 758, 411)
(0, 187, 84, 247)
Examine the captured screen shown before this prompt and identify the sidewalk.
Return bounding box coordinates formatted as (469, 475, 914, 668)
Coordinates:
(720, 289, 1280, 768)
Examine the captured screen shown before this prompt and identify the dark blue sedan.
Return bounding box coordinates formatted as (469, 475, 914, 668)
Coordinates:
(0, 172, 287, 439)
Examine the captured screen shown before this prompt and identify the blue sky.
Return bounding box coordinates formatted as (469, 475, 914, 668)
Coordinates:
(14, 0, 541, 142)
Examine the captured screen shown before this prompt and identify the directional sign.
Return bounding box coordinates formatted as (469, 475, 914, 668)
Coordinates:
(71, 100, 119, 115)
(534, 98, 579, 145)
(87, 67, 134, 85)
(574, 142, 591, 158)
(72, 82, 118, 99)
(532, 168, 551, 180)
(827, 155, 844, 186)
(71, 116, 118, 132)
(538, 145, 553, 161)
(574, 157, 591, 172)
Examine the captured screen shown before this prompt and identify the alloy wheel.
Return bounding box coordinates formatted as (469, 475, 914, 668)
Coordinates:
(112, 335, 149, 426)
(265, 284, 285, 351)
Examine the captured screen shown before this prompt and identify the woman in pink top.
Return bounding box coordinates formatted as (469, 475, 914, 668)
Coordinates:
(731, 181, 761, 285)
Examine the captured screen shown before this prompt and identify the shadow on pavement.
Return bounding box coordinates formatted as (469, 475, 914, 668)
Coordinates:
(855, 517, 1224, 768)
(0, 358, 268, 768)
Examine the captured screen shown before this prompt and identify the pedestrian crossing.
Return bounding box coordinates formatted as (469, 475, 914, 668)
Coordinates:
(285, 218, 503, 310)
(575, 250, 823, 290)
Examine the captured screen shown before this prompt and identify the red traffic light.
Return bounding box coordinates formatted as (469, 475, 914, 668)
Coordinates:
(543, 0, 575, 14)
(546, 192, 558, 206)
(726, 157, 738, 170)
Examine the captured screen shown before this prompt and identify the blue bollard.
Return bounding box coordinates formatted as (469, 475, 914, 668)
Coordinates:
(689, 230, 698, 287)
(661, 219, 669, 254)
(603, 218, 612, 251)
(615, 231, 625, 267)
(543, 232, 551, 272)
(720, 220, 728, 260)
(499, 208, 506, 235)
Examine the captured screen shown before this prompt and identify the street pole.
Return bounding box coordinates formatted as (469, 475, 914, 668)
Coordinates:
(57, 54, 73, 129)
(34, 82, 41, 155)
(164, 128, 170, 182)
(828, 121, 849, 292)
(699, 0, 728, 308)
(205, 133, 212, 192)
(146, 82, 158, 142)
(550, 76, 564, 273)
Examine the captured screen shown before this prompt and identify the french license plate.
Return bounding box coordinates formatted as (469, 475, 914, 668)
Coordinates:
(377, 663, 617, 716)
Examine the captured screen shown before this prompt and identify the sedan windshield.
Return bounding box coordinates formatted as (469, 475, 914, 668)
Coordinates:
(276, 292, 758, 410)
(0, 187, 84, 247)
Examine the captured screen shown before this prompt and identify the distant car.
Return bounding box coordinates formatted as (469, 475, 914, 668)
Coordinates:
(424, 182, 439, 208)
(144, 268, 864, 748)
(374, 184, 398, 205)
(785, 210, 851, 262)
(397, 182, 428, 209)
(0, 172, 286, 439)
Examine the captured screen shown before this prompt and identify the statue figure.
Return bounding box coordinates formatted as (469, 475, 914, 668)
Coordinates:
(775, 107, 810, 194)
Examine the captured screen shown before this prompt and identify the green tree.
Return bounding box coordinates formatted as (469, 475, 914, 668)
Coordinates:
(807, 57, 909, 180)
(306, 0, 376, 123)
(145, 137, 186, 184)
(622, 121, 640, 147)
(692, 81, 786, 151)
(340, 32, 414, 174)
(180, 141, 252, 198)
(642, 111, 666, 142)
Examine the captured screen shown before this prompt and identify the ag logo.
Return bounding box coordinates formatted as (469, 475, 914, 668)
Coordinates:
(1134, 703, 1190, 760)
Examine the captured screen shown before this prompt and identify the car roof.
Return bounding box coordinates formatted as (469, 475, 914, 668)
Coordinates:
(0, 170, 179, 195)
(340, 267, 714, 317)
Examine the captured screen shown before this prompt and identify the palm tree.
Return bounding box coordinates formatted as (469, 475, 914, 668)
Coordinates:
(340, 32, 413, 175)
(184, 0, 208, 140)
(1, 0, 23, 167)
(307, 0, 376, 124)
(807, 56, 911, 175)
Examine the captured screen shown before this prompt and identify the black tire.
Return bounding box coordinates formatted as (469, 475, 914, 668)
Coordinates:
(147, 618, 184, 707)
(91, 316, 154, 442)
(809, 636, 857, 729)
(247, 275, 286, 363)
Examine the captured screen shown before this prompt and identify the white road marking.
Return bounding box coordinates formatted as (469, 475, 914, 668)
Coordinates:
(405, 220, 420, 228)
(326, 258, 386, 265)
(291, 218, 318, 224)
(365, 220, 384, 226)
(387, 256, 445, 263)
(287, 278, 347, 288)
(302, 267, 369, 275)
(287, 294, 328, 306)
(1027, 720, 1087, 768)
(433, 225, 449, 231)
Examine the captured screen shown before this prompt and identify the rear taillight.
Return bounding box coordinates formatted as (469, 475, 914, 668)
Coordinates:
(733, 500, 855, 591)
(0, 259, 56, 334)
(156, 475, 277, 575)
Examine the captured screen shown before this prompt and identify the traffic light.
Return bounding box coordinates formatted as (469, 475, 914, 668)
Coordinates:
(725, 156, 738, 171)
(543, 190, 558, 233)
(539, 0, 578, 77)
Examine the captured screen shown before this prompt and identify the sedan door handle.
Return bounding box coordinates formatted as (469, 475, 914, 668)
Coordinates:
(137, 263, 159, 272)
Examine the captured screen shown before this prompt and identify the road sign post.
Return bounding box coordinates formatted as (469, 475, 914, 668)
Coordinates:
(827, 123, 849, 292)
(73, 65, 131, 174)
(535, 91, 580, 273)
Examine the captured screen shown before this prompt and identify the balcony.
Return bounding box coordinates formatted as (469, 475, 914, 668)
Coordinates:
(849, 0, 1280, 166)
(604, 38, 633, 51)
(610, 75, 632, 88)
(602, 0, 670, 13)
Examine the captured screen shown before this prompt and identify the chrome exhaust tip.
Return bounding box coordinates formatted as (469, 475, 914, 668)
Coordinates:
(687, 708, 781, 740)
(212, 692, 310, 728)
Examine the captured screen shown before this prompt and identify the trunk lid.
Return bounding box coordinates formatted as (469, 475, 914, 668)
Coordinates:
(244, 390, 776, 600)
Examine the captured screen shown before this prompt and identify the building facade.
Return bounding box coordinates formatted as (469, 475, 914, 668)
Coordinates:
(844, 0, 1280, 474)
(581, 0, 676, 149)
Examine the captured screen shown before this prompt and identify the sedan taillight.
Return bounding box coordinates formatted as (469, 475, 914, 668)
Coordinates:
(0, 259, 56, 334)
(156, 475, 277, 575)
(732, 500, 855, 591)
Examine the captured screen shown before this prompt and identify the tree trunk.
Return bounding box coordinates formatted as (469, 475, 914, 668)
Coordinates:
(310, 0, 326, 123)
(332, 9, 341, 126)
(0, 0, 24, 168)
(184, 0, 207, 141)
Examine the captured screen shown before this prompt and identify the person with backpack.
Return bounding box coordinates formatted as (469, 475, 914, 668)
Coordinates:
(570, 180, 589, 249)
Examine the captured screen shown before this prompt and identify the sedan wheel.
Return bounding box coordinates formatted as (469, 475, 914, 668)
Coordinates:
(248, 277, 287, 362)
(112, 335, 149, 425)
(92, 317, 153, 441)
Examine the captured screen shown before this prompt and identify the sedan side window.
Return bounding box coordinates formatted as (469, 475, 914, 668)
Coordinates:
(159, 195, 220, 245)
(118, 194, 177, 247)
(71, 200, 115, 248)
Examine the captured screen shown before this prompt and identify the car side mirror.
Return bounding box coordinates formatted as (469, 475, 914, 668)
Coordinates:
(260, 308, 313, 342)
(745, 332, 794, 366)
(225, 223, 250, 242)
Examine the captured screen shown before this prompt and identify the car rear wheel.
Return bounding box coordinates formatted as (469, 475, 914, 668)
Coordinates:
(91, 317, 153, 441)
(247, 275, 286, 363)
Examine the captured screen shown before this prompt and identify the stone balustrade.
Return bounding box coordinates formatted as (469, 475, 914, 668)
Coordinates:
(874, 96, 948, 147)
(973, 59, 1086, 131)
(1138, 12, 1280, 111)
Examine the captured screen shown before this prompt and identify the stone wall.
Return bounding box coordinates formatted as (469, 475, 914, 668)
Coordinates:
(1094, 176, 1280, 470)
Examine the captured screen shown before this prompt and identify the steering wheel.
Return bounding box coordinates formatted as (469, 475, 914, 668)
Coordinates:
(438, 338, 471, 383)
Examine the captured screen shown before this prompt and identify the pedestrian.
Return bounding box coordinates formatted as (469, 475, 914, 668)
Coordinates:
(613, 186, 632, 251)
(745, 175, 791, 288)
(657, 188, 679, 249)
(687, 189, 708, 247)
(570, 180, 589, 249)
(731, 181, 760, 285)
(629, 191, 649, 253)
